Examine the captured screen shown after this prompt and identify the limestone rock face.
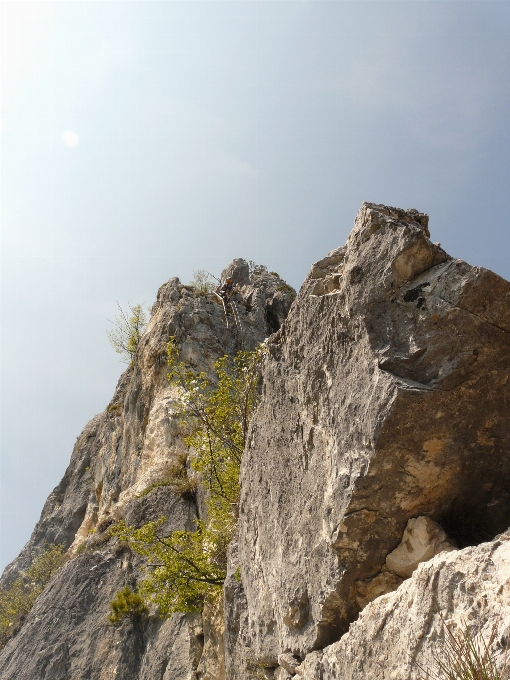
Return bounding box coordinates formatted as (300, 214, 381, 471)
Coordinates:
(0, 547, 204, 680)
(232, 202, 510, 672)
(3, 203, 510, 680)
(0, 263, 295, 679)
(299, 531, 510, 680)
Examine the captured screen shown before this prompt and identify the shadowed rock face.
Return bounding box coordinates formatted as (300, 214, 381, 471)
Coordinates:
(232, 203, 510, 670)
(0, 263, 295, 679)
(0, 548, 204, 680)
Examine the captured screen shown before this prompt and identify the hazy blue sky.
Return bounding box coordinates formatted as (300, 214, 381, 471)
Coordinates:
(1, 0, 510, 571)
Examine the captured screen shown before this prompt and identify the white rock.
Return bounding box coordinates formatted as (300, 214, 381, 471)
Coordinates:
(385, 516, 456, 578)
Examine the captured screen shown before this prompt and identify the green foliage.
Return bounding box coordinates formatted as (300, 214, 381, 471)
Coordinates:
(110, 519, 226, 616)
(168, 338, 265, 515)
(418, 617, 508, 680)
(246, 660, 272, 680)
(109, 340, 265, 617)
(108, 585, 148, 624)
(136, 452, 197, 500)
(107, 302, 148, 364)
(0, 544, 66, 650)
(277, 283, 297, 300)
(248, 261, 268, 277)
(189, 269, 216, 294)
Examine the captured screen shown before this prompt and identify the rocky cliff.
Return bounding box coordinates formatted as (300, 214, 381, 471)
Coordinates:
(2, 203, 510, 680)
(0, 262, 294, 679)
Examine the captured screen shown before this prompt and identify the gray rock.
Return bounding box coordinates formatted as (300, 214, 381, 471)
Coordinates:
(0, 261, 295, 679)
(277, 652, 302, 675)
(122, 484, 197, 536)
(234, 202, 510, 669)
(196, 594, 226, 680)
(221, 258, 250, 288)
(4, 203, 510, 680)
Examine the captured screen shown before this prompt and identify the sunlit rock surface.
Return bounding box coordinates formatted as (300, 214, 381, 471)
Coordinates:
(299, 532, 510, 680)
(2, 203, 510, 680)
(230, 203, 510, 675)
(0, 263, 294, 680)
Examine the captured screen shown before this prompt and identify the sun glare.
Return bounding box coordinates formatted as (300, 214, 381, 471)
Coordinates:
(62, 130, 79, 148)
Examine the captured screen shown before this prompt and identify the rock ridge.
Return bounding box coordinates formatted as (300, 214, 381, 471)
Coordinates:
(0, 262, 295, 679)
(2, 204, 510, 680)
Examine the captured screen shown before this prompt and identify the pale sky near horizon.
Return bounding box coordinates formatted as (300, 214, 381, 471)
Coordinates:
(1, 0, 510, 571)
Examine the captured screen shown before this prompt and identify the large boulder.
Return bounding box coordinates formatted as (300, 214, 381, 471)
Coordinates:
(232, 202, 510, 672)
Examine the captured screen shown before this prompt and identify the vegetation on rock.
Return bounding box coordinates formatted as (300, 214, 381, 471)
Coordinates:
(276, 282, 297, 299)
(248, 260, 268, 277)
(110, 339, 265, 617)
(419, 616, 507, 680)
(108, 585, 148, 624)
(137, 451, 197, 500)
(189, 269, 216, 295)
(107, 302, 148, 364)
(0, 545, 65, 650)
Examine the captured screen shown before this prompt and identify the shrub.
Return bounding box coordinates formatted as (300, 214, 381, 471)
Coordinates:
(276, 283, 297, 300)
(248, 261, 267, 277)
(189, 270, 216, 295)
(0, 544, 66, 650)
(110, 519, 226, 616)
(109, 340, 265, 616)
(108, 585, 148, 624)
(107, 302, 148, 364)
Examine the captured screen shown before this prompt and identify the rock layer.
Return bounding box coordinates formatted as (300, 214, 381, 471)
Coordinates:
(233, 203, 510, 672)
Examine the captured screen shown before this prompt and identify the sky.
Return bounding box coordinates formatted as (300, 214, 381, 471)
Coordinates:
(1, 0, 510, 572)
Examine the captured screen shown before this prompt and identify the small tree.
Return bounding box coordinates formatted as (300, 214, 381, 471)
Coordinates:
(108, 585, 148, 624)
(189, 270, 216, 294)
(0, 544, 66, 650)
(107, 302, 148, 364)
(110, 340, 265, 616)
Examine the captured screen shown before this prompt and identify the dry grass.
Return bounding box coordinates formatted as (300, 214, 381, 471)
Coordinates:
(419, 614, 508, 680)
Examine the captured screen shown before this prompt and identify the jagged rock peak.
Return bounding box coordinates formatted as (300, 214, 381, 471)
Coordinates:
(0, 258, 295, 679)
(221, 258, 250, 287)
(229, 201, 510, 674)
(2, 203, 510, 680)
